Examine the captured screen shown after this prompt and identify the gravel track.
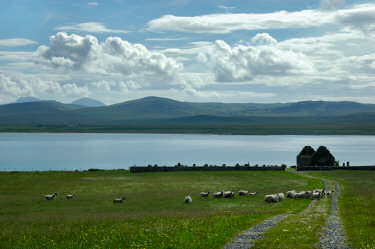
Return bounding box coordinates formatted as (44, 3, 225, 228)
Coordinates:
(319, 181, 350, 249)
(223, 174, 349, 249)
(223, 199, 318, 249)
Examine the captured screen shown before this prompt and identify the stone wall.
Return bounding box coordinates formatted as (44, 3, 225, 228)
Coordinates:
(130, 165, 286, 173)
(297, 166, 375, 171)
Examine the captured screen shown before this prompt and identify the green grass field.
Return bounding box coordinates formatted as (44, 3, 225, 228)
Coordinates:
(310, 171, 375, 248)
(0, 170, 321, 248)
(1, 170, 374, 248)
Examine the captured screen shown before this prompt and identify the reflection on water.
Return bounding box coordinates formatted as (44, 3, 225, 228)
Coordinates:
(0, 133, 374, 171)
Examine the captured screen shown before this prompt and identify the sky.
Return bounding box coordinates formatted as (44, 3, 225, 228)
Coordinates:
(0, 0, 375, 105)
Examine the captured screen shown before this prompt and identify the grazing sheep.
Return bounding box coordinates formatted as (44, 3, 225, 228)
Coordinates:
(223, 190, 235, 198)
(200, 192, 210, 198)
(44, 193, 57, 200)
(276, 193, 285, 201)
(327, 190, 335, 197)
(312, 192, 321, 200)
(239, 190, 249, 196)
(264, 194, 278, 203)
(184, 195, 192, 204)
(305, 191, 313, 198)
(213, 191, 223, 198)
(294, 191, 307, 199)
(113, 197, 126, 203)
(286, 190, 296, 199)
(248, 192, 257, 196)
(66, 194, 74, 199)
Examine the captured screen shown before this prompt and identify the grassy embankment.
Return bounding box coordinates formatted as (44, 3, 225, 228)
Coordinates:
(310, 171, 375, 248)
(0, 170, 321, 248)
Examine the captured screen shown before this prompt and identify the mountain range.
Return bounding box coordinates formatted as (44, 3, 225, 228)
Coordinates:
(1, 96, 375, 134)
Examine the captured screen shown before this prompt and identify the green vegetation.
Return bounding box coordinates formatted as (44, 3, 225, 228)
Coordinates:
(310, 171, 375, 248)
(1, 97, 375, 134)
(254, 176, 334, 248)
(0, 170, 322, 248)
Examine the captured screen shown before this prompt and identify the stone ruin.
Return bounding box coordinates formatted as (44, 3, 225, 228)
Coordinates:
(297, 145, 336, 167)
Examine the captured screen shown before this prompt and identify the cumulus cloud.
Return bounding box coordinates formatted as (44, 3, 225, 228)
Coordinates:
(55, 22, 127, 34)
(36, 32, 183, 80)
(206, 34, 314, 82)
(148, 4, 375, 34)
(0, 38, 37, 47)
(0, 73, 90, 103)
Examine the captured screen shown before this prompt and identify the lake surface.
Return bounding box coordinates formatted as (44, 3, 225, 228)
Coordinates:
(0, 133, 374, 171)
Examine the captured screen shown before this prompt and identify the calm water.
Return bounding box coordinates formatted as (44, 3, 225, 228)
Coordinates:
(0, 133, 374, 171)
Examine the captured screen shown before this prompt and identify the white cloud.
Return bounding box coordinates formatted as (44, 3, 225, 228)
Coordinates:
(0, 73, 91, 104)
(218, 5, 236, 11)
(35, 32, 183, 80)
(87, 2, 99, 6)
(148, 4, 375, 34)
(0, 38, 37, 47)
(206, 35, 315, 82)
(55, 22, 128, 34)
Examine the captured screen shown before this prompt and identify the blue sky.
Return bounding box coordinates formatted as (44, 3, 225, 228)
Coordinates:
(0, 0, 374, 104)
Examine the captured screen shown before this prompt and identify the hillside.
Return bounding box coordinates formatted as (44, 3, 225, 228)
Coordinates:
(1, 96, 375, 134)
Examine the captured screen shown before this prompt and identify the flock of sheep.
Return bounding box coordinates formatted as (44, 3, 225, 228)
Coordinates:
(184, 188, 334, 204)
(265, 188, 334, 203)
(44, 188, 334, 205)
(44, 192, 126, 203)
(184, 190, 257, 203)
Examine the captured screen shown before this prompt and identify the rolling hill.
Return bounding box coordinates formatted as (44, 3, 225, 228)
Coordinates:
(1, 96, 375, 134)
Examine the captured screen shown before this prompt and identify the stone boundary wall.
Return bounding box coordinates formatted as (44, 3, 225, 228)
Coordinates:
(297, 166, 375, 171)
(130, 165, 286, 173)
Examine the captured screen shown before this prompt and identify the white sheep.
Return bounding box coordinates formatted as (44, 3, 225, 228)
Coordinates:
(66, 194, 74, 199)
(113, 197, 126, 203)
(286, 190, 296, 198)
(184, 195, 192, 204)
(238, 190, 248, 196)
(312, 192, 321, 200)
(44, 193, 57, 200)
(200, 192, 210, 198)
(264, 194, 278, 203)
(277, 193, 285, 201)
(213, 191, 223, 198)
(294, 191, 307, 199)
(223, 190, 235, 198)
(327, 190, 335, 197)
(248, 192, 257, 196)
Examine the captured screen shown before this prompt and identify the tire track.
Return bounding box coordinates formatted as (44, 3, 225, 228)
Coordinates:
(319, 180, 350, 249)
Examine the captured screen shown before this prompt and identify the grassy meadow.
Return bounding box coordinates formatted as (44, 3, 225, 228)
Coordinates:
(0, 170, 322, 248)
(310, 171, 375, 248)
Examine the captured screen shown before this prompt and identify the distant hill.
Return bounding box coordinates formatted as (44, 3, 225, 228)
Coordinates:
(16, 97, 40, 103)
(1, 96, 375, 134)
(72, 97, 105, 107)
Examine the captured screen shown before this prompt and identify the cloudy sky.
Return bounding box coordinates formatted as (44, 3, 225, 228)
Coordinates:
(1, 0, 375, 105)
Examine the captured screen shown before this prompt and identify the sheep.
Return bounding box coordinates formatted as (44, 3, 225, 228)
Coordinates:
(312, 192, 321, 200)
(248, 192, 257, 196)
(113, 197, 126, 203)
(199, 192, 210, 198)
(66, 194, 74, 199)
(327, 190, 335, 197)
(213, 191, 223, 198)
(238, 190, 248, 196)
(44, 193, 57, 200)
(276, 193, 285, 201)
(294, 191, 307, 199)
(264, 194, 278, 203)
(184, 195, 192, 204)
(223, 190, 235, 198)
(305, 191, 313, 198)
(286, 190, 296, 198)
